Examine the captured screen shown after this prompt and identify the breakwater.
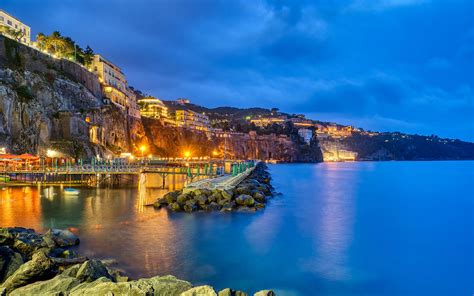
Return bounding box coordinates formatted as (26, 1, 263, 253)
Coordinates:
(153, 163, 274, 212)
(0, 227, 275, 295)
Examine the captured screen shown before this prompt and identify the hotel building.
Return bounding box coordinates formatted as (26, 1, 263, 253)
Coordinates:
(92, 54, 140, 117)
(175, 109, 210, 131)
(0, 10, 30, 45)
(137, 97, 168, 119)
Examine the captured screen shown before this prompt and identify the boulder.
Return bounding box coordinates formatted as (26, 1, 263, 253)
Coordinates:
(181, 285, 217, 296)
(164, 191, 179, 204)
(220, 202, 235, 212)
(234, 185, 252, 195)
(0, 228, 34, 246)
(254, 290, 275, 296)
(218, 288, 248, 296)
(252, 192, 266, 203)
(208, 202, 221, 211)
(0, 251, 57, 293)
(235, 195, 254, 206)
(177, 194, 190, 204)
(12, 233, 49, 258)
(0, 246, 23, 283)
(168, 202, 182, 212)
(254, 202, 265, 209)
(183, 200, 198, 213)
(195, 195, 208, 206)
(61, 264, 81, 278)
(9, 274, 80, 296)
(45, 229, 80, 247)
(153, 197, 168, 209)
(69, 275, 191, 296)
(75, 260, 112, 283)
(220, 190, 233, 201)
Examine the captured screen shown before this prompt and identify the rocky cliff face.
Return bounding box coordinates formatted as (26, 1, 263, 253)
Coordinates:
(0, 36, 147, 157)
(142, 118, 323, 162)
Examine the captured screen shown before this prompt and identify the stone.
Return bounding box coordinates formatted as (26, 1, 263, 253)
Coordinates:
(12, 233, 49, 258)
(0, 251, 57, 293)
(254, 202, 265, 209)
(220, 190, 233, 201)
(153, 197, 168, 208)
(184, 200, 198, 213)
(168, 202, 182, 212)
(61, 264, 81, 278)
(164, 191, 179, 204)
(253, 192, 266, 203)
(218, 288, 248, 296)
(9, 274, 81, 296)
(181, 285, 217, 296)
(45, 229, 80, 247)
(208, 202, 221, 211)
(0, 246, 23, 282)
(69, 275, 191, 296)
(254, 290, 275, 296)
(177, 194, 190, 204)
(235, 195, 255, 206)
(195, 194, 208, 206)
(75, 260, 112, 283)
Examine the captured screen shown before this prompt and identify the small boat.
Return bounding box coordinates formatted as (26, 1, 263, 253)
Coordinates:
(63, 188, 80, 195)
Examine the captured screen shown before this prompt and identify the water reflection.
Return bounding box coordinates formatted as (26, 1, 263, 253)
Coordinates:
(305, 163, 357, 281)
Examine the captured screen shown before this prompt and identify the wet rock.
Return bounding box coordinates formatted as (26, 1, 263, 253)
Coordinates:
(220, 190, 233, 201)
(235, 195, 255, 206)
(75, 259, 113, 283)
(69, 275, 191, 296)
(61, 264, 81, 278)
(182, 285, 217, 295)
(153, 197, 168, 209)
(45, 229, 80, 247)
(164, 191, 180, 204)
(254, 290, 275, 296)
(0, 246, 24, 283)
(253, 192, 266, 203)
(208, 202, 221, 211)
(177, 193, 190, 204)
(254, 202, 265, 209)
(9, 274, 80, 296)
(168, 202, 182, 212)
(195, 194, 208, 206)
(184, 200, 198, 213)
(219, 288, 248, 296)
(0, 251, 57, 293)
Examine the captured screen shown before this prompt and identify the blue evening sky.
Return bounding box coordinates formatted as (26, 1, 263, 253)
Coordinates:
(4, 0, 474, 141)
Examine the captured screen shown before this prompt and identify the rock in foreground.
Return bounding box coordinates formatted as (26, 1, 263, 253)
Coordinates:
(0, 227, 275, 295)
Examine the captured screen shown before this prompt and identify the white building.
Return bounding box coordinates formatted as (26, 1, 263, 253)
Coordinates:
(0, 10, 30, 45)
(175, 109, 210, 131)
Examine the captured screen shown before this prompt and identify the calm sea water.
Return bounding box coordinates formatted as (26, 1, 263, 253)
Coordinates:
(0, 162, 473, 296)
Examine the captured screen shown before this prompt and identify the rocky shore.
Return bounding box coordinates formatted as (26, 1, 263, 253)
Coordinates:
(153, 163, 274, 213)
(0, 227, 275, 295)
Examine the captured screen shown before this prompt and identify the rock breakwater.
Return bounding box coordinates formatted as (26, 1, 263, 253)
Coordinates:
(153, 163, 274, 213)
(0, 227, 275, 295)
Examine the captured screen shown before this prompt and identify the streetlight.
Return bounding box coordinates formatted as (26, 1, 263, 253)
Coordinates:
(184, 151, 191, 159)
(140, 145, 147, 157)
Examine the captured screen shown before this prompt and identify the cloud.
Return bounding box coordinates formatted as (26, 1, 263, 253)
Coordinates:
(346, 0, 428, 11)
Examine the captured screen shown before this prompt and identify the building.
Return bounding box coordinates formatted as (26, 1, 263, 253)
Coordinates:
(175, 109, 210, 131)
(289, 117, 314, 127)
(298, 129, 313, 144)
(137, 97, 168, 119)
(250, 116, 286, 127)
(125, 88, 141, 118)
(0, 10, 30, 45)
(92, 54, 141, 115)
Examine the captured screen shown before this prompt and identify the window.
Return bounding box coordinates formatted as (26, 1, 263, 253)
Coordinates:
(7, 20, 12, 26)
(0, 16, 4, 21)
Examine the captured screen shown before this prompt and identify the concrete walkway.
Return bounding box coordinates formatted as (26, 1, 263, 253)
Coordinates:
(184, 165, 256, 192)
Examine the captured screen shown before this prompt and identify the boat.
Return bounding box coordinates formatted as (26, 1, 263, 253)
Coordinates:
(63, 188, 80, 195)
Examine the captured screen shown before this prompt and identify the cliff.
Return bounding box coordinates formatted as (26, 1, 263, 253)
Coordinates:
(0, 36, 147, 157)
(142, 118, 322, 162)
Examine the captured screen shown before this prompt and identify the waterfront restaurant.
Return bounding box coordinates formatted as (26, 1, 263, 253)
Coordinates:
(0, 153, 40, 170)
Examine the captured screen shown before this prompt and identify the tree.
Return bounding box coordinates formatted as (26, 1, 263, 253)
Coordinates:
(82, 46, 94, 67)
(0, 25, 25, 42)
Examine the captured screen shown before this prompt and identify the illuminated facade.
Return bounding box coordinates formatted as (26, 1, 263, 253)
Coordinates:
(175, 110, 210, 131)
(137, 97, 168, 119)
(298, 128, 313, 144)
(0, 10, 30, 45)
(250, 116, 286, 127)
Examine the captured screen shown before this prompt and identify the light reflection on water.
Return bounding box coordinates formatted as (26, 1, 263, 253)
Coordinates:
(0, 162, 473, 296)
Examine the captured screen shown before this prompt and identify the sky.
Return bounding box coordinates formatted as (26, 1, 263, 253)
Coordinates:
(4, 0, 474, 141)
